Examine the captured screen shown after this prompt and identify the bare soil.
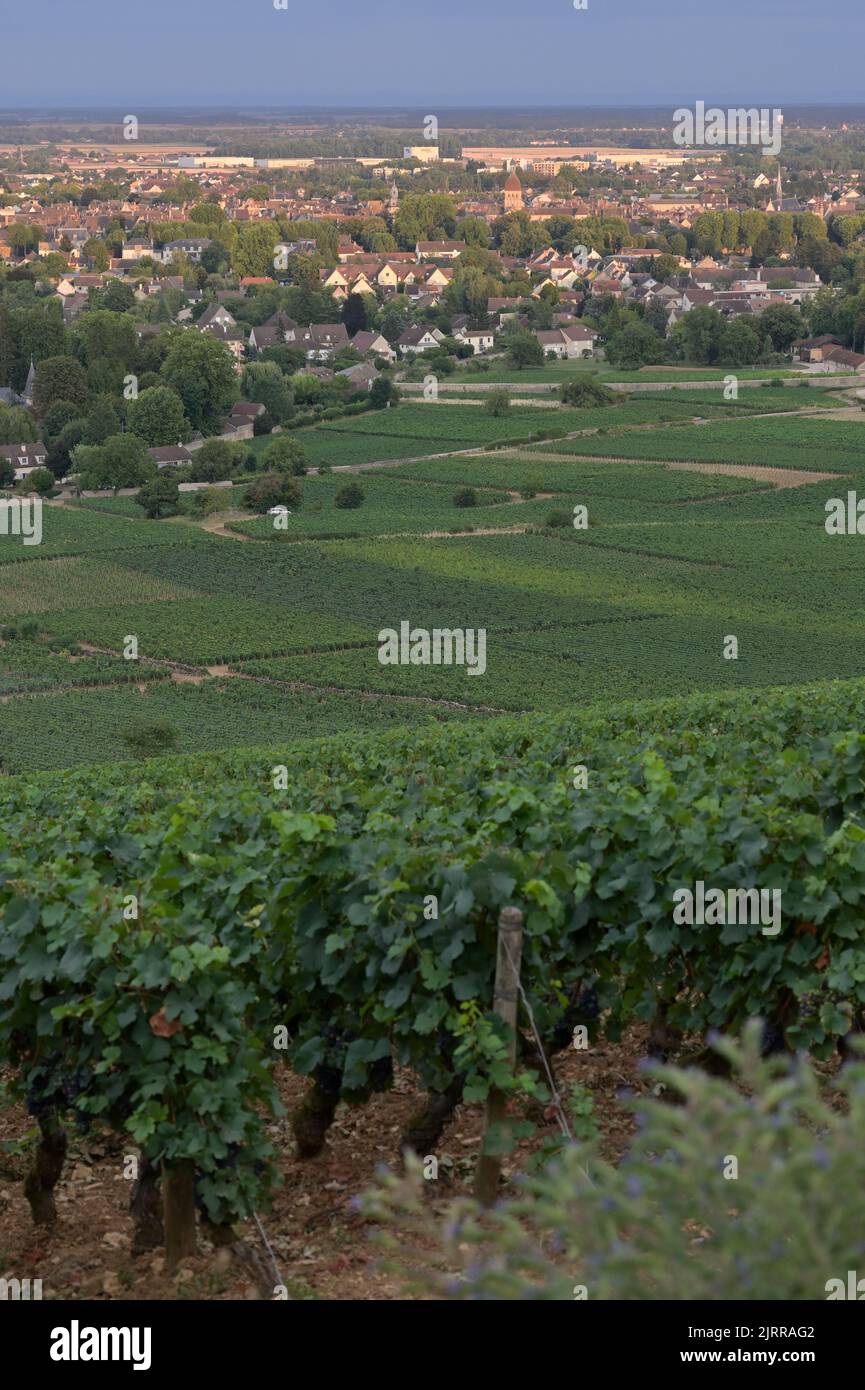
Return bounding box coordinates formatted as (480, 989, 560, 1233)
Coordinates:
(0, 1030, 645, 1302)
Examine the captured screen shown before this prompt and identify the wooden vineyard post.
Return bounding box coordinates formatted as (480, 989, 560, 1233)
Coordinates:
(163, 1160, 198, 1271)
(474, 905, 524, 1206)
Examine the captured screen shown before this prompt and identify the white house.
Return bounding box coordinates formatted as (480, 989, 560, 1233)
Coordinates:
(455, 327, 495, 355)
(397, 325, 446, 354)
(0, 442, 48, 481)
(534, 325, 597, 359)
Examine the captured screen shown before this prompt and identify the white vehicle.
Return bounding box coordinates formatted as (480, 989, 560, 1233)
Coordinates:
(267, 506, 292, 516)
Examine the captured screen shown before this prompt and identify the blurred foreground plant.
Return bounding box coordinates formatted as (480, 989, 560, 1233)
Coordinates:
(362, 1023, 865, 1300)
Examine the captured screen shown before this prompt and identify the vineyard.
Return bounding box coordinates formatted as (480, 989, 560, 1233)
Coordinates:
(3, 383, 865, 1297)
(3, 676, 865, 1271)
(536, 415, 865, 470)
(443, 360, 807, 384)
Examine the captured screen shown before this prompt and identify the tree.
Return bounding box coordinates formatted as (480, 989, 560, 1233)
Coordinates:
(10, 302, 66, 391)
(342, 292, 369, 336)
(6, 222, 42, 256)
(605, 321, 665, 369)
(127, 386, 190, 447)
(693, 211, 724, 257)
(82, 394, 122, 445)
(0, 456, 14, 488)
(0, 304, 18, 389)
(241, 362, 295, 425)
(260, 435, 309, 476)
(187, 438, 234, 482)
(27, 467, 57, 498)
(42, 399, 81, 442)
(494, 211, 550, 258)
(82, 237, 110, 271)
(485, 388, 511, 416)
(160, 333, 237, 433)
(75, 433, 154, 492)
(233, 222, 280, 277)
(260, 345, 307, 375)
(46, 419, 87, 479)
(506, 331, 545, 369)
(458, 216, 492, 249)
(675, 306, 725, 365)
(93, 280, 136, 313)
(0, 404, 36, 444)
(719, 319, 760, 366)
(136, 476, 180, 518)
(393, 193, 457, 248)
(370, 377, 399, 410)
(72, 310, 137, 377)
(334, 482, 364, 509)
(758, 304, 805, 355)
(244, 472, 302, 513)
(32, 356, 89, 418)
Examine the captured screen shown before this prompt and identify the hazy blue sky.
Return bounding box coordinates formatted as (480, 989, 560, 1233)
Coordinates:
(3, 0, 864, 107)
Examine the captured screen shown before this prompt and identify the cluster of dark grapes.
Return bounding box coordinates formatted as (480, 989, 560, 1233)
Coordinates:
(760, 1022, 787, 1057)
(25, 1054, 93, 1132)
(313, 1024, 393, 1098)
(548, 985, 600, 1054)
(314, 1023, 352, 1093)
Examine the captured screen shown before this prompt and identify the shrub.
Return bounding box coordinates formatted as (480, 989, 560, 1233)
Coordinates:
(334, 482, 364, 509)
(363, 1025, 865, 1300)
(122, 720, 179, 759)
(26, 467, 57, 498)
(485, 389, 511, 417)
(453, 487, 478, 508)
(136, 476, 180, 519)
(261, 435, 309, 477)
(545, 509, 570, 528)
(190, 486, 232, 517)
(244, 472, 302, 513)
(559, 379, 617, 407)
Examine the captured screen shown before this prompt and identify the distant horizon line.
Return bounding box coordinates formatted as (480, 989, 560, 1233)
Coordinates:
(3, 100, 865, 113)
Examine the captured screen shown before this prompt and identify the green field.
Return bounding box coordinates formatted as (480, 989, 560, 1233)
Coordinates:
(442, 359, 809, 385)
(255, 389, 842, 471)
(227, 471, 524, 541)
(1, 405, 864, 773)
(0, 678, 472, 775)
(0, 502, 211, 564)
(386, 454, 758, 501)
(528, 415, 865, 471)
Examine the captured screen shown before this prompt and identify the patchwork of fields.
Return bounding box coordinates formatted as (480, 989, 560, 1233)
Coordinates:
(2, 393, 865, 774)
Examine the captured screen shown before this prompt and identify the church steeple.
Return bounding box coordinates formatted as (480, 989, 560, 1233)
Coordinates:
(23, 357, 36, 405)
(775, 162, 783, 207)
(389, 181, 399, 213)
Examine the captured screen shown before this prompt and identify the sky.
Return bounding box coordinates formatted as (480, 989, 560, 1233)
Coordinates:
(2, 0, 864, 108)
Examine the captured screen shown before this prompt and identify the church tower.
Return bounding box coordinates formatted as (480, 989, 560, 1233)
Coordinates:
(503, 169, 524, 212)
(389, 181, 399, 214)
